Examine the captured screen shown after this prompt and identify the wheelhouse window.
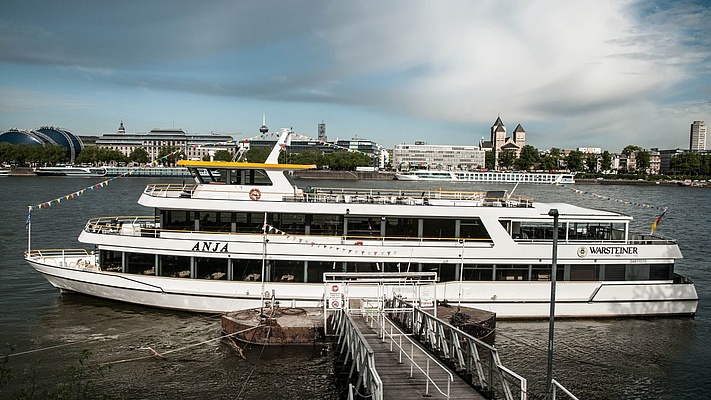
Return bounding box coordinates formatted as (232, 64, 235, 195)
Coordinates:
(234, 212, 267, 233)
(271, 213, 306, 235)
(197, 211, 231, 232)
(568, 222, 626, 241)
(163, 210, 195, 231)
(309, 214, 343, 236)
(422, 218, 455, 240)
(345, 217, 381, 237)
(505, 221, 564, 241)
(384, 217, 418, 238)
(459, 218, 491, 241)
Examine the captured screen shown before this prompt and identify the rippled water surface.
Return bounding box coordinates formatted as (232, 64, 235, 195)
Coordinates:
(1, 176, 709, 399)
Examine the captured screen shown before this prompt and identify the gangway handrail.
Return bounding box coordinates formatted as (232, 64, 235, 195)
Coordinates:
(389, 297, 528, 400)
(551, 379, 579, 400)
(332, 309, 383, 400)
(365, 310, 453, 398)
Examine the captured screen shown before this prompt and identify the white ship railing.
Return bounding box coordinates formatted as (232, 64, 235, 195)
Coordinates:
(141, 183, 535, 208)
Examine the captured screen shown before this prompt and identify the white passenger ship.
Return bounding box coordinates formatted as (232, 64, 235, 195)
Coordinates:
(34, 166, 107, 177)
(25, 130, 698, 318)
(395, 170, 575, 184)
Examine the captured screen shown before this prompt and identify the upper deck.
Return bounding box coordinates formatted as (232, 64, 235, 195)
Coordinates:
(142, 183, 534, 208)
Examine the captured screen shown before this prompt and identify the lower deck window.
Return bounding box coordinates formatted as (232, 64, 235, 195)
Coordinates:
(98, 250, 674, 284)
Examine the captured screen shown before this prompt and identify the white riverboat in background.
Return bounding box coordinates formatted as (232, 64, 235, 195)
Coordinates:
(25, 129, 697, 318)
(0, 169, 10, 177)
(33, 166, 107, 177)
(395, 170, 575, 184)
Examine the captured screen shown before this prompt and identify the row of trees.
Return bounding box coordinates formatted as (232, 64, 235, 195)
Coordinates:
(3, 142, 710, 176)
(0, 142, 374, 171)
(0, 143, 67, 165)
(489, 144, 661, 175)
(669, 152, 711, 176)
(490, 145, 615, 173)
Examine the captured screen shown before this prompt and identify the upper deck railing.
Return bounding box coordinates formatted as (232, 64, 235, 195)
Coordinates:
(142, 183, 535, 208)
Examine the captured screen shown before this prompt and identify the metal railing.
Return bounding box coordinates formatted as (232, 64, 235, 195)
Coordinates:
(551, 379, 579, 400)
(24, 248, 96, 270)
(141, 183, 535, 208)
(389, 297, 528, 400)
(331, 309, 383, 400)
(363, 310, 453, 398)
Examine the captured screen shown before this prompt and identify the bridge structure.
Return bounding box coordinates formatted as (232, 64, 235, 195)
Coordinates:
(323, 272, 578, 400)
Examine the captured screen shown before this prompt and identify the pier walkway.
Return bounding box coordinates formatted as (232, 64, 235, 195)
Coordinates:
(349, 313, 485, 399)
(324, 272, 529, 400)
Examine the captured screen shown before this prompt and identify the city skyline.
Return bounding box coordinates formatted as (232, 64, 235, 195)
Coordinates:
(1, 1, 709, 151)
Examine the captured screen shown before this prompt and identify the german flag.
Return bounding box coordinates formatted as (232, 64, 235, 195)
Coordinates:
(650, 207, 668, 234)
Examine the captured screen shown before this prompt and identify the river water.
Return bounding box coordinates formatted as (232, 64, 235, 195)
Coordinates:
(0, 176, 708, 399)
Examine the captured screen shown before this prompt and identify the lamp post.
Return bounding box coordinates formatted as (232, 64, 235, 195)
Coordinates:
(545, 208, 559, 399)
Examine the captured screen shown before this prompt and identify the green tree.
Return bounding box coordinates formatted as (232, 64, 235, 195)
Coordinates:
(76, 147, 99, 164)
(497, 149, 517, 170)
(539, 149, 559, 171)
(585, 154, 598, 173)
(244, 146, 271, 163)
(213, 150, 233, 162)
(323, 150, 371, 170)
(565, 150, 584, 172)
(280, 149, 323, 167)
(129, 147, 150, 164)
(600, 150, 612, 172)
(635, 151, 650, 174)
(156, 146, 181, 166)
(622, 145, 642, 156)
(485, 151, 495, 170)
(514, 145, 539, 170)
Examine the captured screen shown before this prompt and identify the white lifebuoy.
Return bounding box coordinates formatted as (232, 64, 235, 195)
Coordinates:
(249, 188, 261, 201)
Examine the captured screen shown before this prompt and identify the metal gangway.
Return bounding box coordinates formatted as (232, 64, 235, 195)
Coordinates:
(323, 272, 529, 400)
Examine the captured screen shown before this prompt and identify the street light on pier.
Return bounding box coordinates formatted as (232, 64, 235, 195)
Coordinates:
(545, 208, 559, 399)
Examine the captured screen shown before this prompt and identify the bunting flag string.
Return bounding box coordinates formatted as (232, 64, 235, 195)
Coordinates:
(560, 185, 667, 211)
(557, 184, 670, 233)
(262, 223, 397, 257)
(28, 148, 186, 212)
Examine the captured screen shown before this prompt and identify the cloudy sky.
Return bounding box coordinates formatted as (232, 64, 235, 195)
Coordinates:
(1, 0, 709, 152)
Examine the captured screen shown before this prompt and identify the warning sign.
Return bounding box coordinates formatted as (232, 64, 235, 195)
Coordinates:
(419, 285, 434, 308)
(327, 284, 343, 309)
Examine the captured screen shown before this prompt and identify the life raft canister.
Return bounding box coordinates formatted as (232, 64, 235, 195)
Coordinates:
(249, 188, 261, 201)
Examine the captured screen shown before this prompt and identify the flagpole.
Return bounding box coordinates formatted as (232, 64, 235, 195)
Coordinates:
(27, 206, 32, 253)
(260, 212, 268, 317)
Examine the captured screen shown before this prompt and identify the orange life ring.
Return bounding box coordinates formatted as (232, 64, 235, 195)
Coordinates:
(249, 188, 261, 201)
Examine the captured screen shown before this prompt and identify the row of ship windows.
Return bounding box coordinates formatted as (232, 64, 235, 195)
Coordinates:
(99, 250, 672, 283)
(161, 210, 627, 242)
(162, 210, 492, 240)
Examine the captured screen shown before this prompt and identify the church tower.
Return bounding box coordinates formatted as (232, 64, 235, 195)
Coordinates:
(513, 124, 525, 148)
(491, 116, 506, 168)
(117, 120, 125, 134)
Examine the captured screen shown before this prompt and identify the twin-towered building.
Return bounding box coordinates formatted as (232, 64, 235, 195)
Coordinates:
(479, 116, 526, 169)
(393, 116, 526, 170)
